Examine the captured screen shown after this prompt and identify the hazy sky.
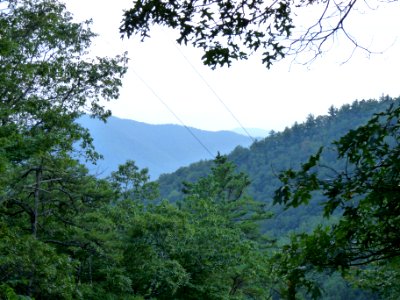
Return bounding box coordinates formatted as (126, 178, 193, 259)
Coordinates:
(66, 0, 400, 132)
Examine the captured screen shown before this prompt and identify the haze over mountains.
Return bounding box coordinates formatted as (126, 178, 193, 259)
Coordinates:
(79, 115, 254, 179)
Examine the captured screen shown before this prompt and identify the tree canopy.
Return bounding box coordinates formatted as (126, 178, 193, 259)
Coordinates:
(2, 0, 399, 298)
(0, 0, 129, 297)
(0, 0, 127, 165)
(158, 97, 400, 298)
(275, 102, 400, 267)
(0, 3, 275, 298)
(273, 101, 400, 298)
(120, 0, 396, 68)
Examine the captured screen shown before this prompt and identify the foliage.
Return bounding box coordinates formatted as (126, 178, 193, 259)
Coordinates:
(157, 97, 399, 299)
(109, 160, 159, 202)
(1, 3, 273, 298)
(181, 154, 271, 239)
(120, 0, 396, 67)
(0, 0, 129, 298)
(275, 103, 400, 267)
(122, 156, 273, 299)
(178, 155, 273, 298)
(0, 221, 75, 299)
(274, 102, 400, 296)
(0, 0, 127, 165)
(0, 5, 274, 297)
(347, 258, 400, 299)
(2, 0, 399, 298)
(121, 0, 292, 68)
(160, 97, 400, 235)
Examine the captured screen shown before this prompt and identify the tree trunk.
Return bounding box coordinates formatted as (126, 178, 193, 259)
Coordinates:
(32, 166, 42, 237)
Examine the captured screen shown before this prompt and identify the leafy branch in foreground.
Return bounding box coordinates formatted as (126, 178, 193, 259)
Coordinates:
(274, 102, 400, 297)
(120, 0, 396, 68)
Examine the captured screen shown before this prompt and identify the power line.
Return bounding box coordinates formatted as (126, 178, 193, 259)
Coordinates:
(172, 43, 256, 144)
(90, 32, 216, 159)
(131, 68, 215, 159)
(98, 29, 256, 144)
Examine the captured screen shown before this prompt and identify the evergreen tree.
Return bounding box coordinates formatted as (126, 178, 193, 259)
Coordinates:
(274, 102, 400, 298)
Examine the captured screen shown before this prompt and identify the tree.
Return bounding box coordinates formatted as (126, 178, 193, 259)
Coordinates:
(109, 160, 159, 202)
(274, 102, 400, 297)
(0, 0, 127, 234)
(119, 0, 395, 68)
(121, 156, 273, 299)
(182, 154, 270, 239)
(178, 155, 272, 298)
(0, 0, 127, 165)
(0, 0, 128, 298)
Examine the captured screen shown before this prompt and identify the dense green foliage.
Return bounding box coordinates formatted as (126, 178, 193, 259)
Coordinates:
(0, 1, 271, 298)
(0, 0, 127, 298)
(274, 102, 400, 298)
(158, 97, 400, 299)
(159, 97, 399, 233)
(1, 0, 399, 299)
(117, 156, 273, 299)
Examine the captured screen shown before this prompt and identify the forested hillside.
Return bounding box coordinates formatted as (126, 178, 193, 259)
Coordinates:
(79, 115, 252, 179)
(2, 0, 400, 299)
(159, 96, 399, 233)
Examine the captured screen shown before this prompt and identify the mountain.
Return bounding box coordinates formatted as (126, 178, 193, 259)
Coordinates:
(78, 116, 253, 179)
(158, 96, 399, 234)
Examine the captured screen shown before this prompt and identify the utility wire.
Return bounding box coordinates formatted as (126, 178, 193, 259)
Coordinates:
(93, 35, 216, 159)
(100, 30, 254, 154)
(172, 44, 256, 144)
(131, 68, 215, 159)
(101, 29, 255, 144)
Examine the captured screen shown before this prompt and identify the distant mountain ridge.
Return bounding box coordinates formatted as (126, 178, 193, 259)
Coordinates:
(78, 116, 253, 179)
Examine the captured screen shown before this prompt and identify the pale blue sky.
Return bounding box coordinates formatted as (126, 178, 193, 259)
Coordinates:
(66, 0, 400, 132)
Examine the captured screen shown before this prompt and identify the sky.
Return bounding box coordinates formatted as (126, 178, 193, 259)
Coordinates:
(66, 0, 400, 133)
